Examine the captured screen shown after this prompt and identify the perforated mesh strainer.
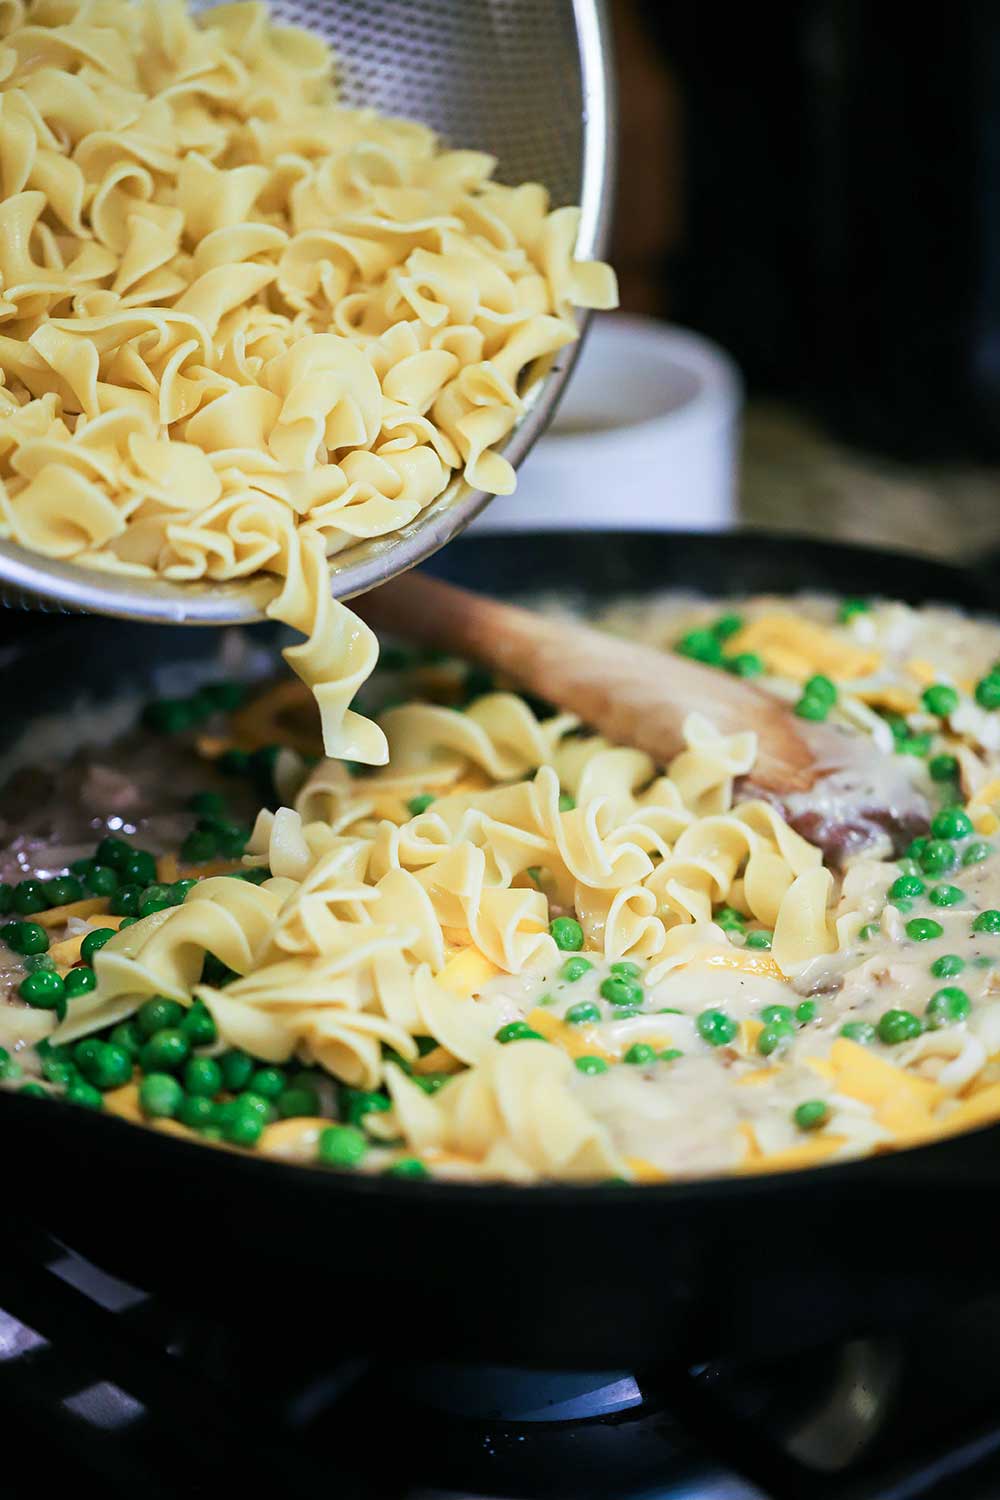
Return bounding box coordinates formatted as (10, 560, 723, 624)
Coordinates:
(0, 0, 614, 623)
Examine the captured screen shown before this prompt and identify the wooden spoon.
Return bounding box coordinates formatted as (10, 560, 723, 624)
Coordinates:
(356, 572, 865, 797)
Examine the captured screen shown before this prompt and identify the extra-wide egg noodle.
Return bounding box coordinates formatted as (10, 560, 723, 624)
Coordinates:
(0, 0, 617, 764)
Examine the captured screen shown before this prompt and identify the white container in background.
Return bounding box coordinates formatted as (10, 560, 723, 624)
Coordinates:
(471, 313, 742, 533)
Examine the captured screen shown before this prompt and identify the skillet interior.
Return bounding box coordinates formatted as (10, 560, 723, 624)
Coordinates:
(4, 530, 999, 1370)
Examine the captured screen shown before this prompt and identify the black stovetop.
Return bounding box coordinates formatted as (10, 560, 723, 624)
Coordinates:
(3, 1217, 1000, 1500)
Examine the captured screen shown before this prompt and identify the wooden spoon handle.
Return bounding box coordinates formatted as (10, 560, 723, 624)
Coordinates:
(357, 572, 828, 794)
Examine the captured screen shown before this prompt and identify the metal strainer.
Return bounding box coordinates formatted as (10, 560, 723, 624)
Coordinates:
(0, 0, 615, 624)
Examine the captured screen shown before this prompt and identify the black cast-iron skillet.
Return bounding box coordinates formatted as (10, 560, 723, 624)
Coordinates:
(2, 530, 998, 1371)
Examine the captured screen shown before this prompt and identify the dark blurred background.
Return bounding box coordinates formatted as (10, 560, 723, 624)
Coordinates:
(608, 0, 1000, 558)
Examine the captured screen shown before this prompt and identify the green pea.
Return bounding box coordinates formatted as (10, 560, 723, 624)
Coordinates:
(839, 597, 869, 621)
(623, 1043, 655, 1065)
(137, 996, 185, 1039)
(12, 880, 47, 916)
(926, 986, 971, 1029)
(414, 1072, 451, 1096)
(560, 957, 593, 982)
(4, 921, 47, 955)
(406, 794, 435, 817)
(878, 1008, 923, 1044)
(341, 1088, 390, 1130)
(184, 1057, 223, 1097)
(760, 1004, 794, 1025)
(18, 969, 65, 1009)
(218, 748, 251, 776)
(143, 698, 198, 734)
(929, 884, 964, 907)
(109, 1021, 142, 1057)
(905, 917, 944, 942)
(64, 967, 96, 1000)
(118, 917, 138, 929)
(24, 953, 54, 973)
(85, 1043, 133, 1091)
(919, 840, 958, 876)
(697, 1008, 738, 1046)
(726, 652, 764, 678)
(890, 874, 925, 900)
(907, 836, 929, 860)
(384, 1158, 430, 1179)
(566, 1001, 601, 1026)
(121, 850, 158, 886)
(277, 1085, 320, 1118)
(858, 921, 882, 942)
(659, 1047, 683, 1061)
(233, 1091, 273, 1121)
(0, 883, 11, 915)
(884, 714, 911, 743)
(744, 929, 773, 950)
(180, 1000, 217, 1048)
(41, 1058, 76, 1087)
(138, 884, 174, 918)
(609, 961, 641, 979)
(972, 909, 1000, 934)
(897, 733, 932, 757)
(41, 876, 84, 907)
(714, 906, 745, 930)
(138, 1028, 190, 1074)
(930, 953, 965, 979)
(181, 829, 217, 864)
(108, 884, 141, 918)
(794, 694, 830, 721)
(65, 1079, 103, 1111)
(931, 806, 974, 841)
(550, 916, 584, 951)
(19, 1083, 47, 1099)
(201, 953, 236, 988)
(575, 1055, 609, 1075)
(249, 1067, 286, 1099)
(219, 1048, 255, 1091)
(215, 825, 250, 859)
(712, 613, 743, 640)
(922, 684, 959, 718)
(0, 1051, 20, 1082)
(80, 928, 115, 962)
(222, 1108, 264, 1148)
(495, 1021, 543, 1043)
(804, 674, 837, 705)
(318, 1125, 367, 1168)
(794, 1100, 830, 1131)
(891, 897, 913, 914)
(929, 753, 960, 782)
(757, 1020, 795, 1055)
(963, 841, 994, 866)
(676, 628, 724, 665)
(187, 791, 227, 819)
(94, 837, 130, 871)
(795, 1000, 817, 1023)
(202, 681, 246, 712)
(178, 1095, 218, 1130)
(600, 978, 643, 1010)
(83, 865, 118, 897)
(974, 674, 1000, 710)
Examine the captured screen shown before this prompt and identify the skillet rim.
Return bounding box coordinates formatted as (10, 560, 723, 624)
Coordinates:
(1, 525, 996, 1206)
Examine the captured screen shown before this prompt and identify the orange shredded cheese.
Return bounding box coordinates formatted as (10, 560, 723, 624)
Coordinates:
(37, 896, 109, 929)
(728, 614, 881, 681)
